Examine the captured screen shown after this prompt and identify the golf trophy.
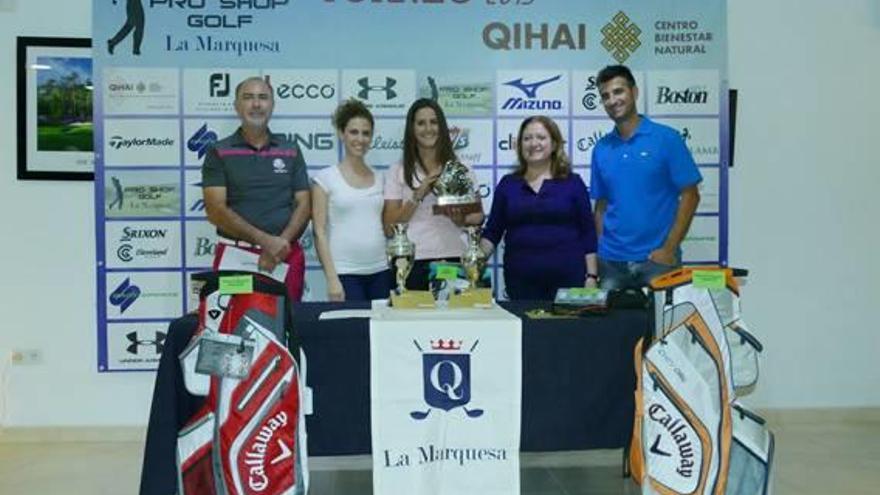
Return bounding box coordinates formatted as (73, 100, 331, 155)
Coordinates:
(450, 226, 493, 308)
(386, 223, 434, 308)
(432, 159, 482, 215)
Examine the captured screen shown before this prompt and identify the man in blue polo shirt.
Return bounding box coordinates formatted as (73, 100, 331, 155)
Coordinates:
(202, 76, 311, 300)
(590, 65, 701, 289)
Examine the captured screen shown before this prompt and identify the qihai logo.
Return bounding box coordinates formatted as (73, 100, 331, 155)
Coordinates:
(410, 338, 484, 420)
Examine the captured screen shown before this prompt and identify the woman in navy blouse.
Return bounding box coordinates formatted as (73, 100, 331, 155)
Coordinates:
(481, 116, 599, 300)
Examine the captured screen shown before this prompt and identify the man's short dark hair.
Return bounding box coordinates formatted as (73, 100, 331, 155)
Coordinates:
(597, 65, 636, 88)
(234, 76, 274, 100)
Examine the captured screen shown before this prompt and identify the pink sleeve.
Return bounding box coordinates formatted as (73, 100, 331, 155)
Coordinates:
(384, 162, 405, 200)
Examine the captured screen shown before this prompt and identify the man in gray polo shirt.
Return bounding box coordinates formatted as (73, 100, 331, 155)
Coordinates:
(202, 76, 311, 301)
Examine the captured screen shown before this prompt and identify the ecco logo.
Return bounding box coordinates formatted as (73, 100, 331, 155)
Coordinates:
(276, 83, 335, 100)
(188, 123, 218, 159)
(210, 73, 230, 97)
(357, 77, 397, 100)
(502, 75, 563, 111)
(109, 278, 141, 314)
(656, 86, 708, 105)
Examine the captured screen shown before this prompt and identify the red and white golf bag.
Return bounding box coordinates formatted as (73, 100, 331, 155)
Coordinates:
(176, 248, 308, 495)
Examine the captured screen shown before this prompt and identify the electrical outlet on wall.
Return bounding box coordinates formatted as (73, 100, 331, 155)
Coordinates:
(11, 349, 43, 366)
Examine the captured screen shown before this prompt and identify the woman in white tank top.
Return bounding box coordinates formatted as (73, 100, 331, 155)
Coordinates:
(311, 100, 391, 301)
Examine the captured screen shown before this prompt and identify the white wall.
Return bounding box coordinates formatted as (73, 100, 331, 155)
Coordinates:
(0, 0, 878, 428)
(727, 0, 880, 407)
(0, 0, 156, 427)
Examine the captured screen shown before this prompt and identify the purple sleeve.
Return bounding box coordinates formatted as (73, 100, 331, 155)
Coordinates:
(481, 175, 509, 246)
(572, 174, 598, 254)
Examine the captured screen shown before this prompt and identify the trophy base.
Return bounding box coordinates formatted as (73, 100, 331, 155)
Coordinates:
(390, 290, 436, 309)
(433, 201, 482, 215)
(448, 288, 493, 308)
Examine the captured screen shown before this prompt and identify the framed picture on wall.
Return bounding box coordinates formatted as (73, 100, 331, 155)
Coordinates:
(16, 36, 94, 181)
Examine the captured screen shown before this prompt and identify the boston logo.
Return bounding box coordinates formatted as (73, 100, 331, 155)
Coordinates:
(655, 85, 709, 105)
(501, 75, 563, 111)
(188, 123, 218, 159)
(410, 338, 484, 420)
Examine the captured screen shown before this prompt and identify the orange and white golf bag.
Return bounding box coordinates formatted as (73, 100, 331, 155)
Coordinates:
(629, 267, 774, 495)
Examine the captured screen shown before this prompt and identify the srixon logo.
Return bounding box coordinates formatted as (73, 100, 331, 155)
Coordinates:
(655, 86, 708, 105)
(648, 403, 696, 478)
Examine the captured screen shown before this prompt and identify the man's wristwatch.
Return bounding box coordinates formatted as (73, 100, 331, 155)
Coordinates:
(586, 273, 599, 281)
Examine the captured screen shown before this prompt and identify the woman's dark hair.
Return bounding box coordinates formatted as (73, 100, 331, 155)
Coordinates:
(513, 115, 570, 179)
(402, 98, 456, 189)
(332, 98, 374, 133)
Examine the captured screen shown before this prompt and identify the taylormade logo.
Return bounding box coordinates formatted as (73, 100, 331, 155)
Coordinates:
(109, 135, 175, 150)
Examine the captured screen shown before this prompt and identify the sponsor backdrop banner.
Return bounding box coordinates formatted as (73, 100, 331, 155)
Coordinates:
(370, 308, 522, 495)
(93, 0, 728, 371)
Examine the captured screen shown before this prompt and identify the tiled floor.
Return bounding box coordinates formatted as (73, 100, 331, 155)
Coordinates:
(1, 409, 878, 494)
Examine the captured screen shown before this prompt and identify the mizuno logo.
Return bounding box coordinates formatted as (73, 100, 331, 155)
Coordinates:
(503, 75, 561, 98)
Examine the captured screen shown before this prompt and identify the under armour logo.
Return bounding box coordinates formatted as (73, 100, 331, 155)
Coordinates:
(126, 331, 166, 355)
(503, 75, 562, 98)
(357, 77, 397, 100)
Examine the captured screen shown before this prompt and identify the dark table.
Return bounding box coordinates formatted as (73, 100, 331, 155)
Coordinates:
(140, 301, 648, 495)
